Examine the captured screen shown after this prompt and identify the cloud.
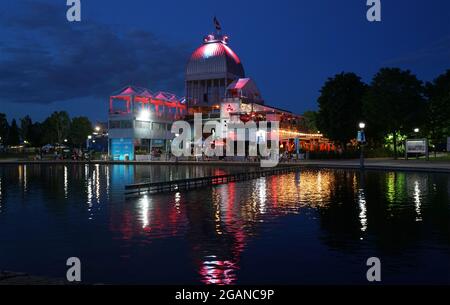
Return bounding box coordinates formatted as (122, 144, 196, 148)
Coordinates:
(0, 1, 190, 104)
(383, 35, 450, 66)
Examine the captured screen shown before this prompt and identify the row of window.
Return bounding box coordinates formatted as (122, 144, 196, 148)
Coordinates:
(109, 120, 171, 131)
(109, 120, 132, 129)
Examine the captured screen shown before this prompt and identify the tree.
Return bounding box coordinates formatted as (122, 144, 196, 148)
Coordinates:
(20, 115, 33, 144)
(44, 111, 71, 144)
(7, 119, 20, 146)
(363, 68, 426, 158)
(302, 111, 319, 133)
(69, 116, 92, 148)
(0, 113, 9, 146)
(29, 122, 44, 147)
(317, 72, 367, 146)
(424, 69, 450, 153)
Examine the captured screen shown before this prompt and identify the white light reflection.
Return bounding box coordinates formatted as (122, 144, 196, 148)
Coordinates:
(105, 165, 110, 199)
(23, 165, 27, 193)
(140, 195, 151, 228)
(258, 178, 267, 214)
(64, 166, 68, 198)
(414, 180, 422, 222)
(174, 192, 181, 214)
(95, 164, 100, 202)
(85, 165, 93, 219)
(358, 188, 367, 232)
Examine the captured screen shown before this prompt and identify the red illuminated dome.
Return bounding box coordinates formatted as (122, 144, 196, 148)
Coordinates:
(186, 34, 245, 81)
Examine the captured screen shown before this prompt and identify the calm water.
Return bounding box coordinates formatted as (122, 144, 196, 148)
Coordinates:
(0, 164, 449, 284)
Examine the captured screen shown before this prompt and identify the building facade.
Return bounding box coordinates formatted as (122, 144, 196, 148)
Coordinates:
(186, 33, 245, 114)
(107, 22, 333, 161)
(185, 27, 334, 156)
(108, 86, 186, 160)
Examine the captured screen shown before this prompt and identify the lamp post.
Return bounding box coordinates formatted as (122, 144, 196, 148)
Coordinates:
(358, 122, 366, 169)
(413, 128, 421, 159)
(87, 135, 92, 150)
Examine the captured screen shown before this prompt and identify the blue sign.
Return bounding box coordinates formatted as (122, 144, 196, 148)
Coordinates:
(294, 138, 300, 154)
(111, 138, 134, 161)
(357, 131, 366, 143)
(152, 139, 165, 146)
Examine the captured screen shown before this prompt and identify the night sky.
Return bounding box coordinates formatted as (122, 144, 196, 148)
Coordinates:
(0, 0, 449, 123)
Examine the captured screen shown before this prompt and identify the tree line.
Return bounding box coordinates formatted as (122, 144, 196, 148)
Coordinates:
(0, 111, 93, 148)
(314, 68, 450, 157)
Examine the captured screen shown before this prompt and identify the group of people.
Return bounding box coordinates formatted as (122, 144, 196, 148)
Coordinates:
(32, 148, 90, 161)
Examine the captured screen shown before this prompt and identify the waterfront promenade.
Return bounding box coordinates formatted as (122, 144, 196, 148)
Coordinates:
(1, 158, 449, 173)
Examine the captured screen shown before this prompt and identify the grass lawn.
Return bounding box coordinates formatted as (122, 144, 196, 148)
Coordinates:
(407, 152, 450, 162)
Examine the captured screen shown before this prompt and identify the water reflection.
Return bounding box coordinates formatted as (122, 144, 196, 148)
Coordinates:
(0, 176, 2, 213)
(357, 173, 368, 233)
(64, 166, 68, 198)
(0, 165, 448, 284)
(414, 180, 422, 222)
(18, 164, 28, 194)
(358, 189, 368, 233)
(139, 195, 151, 229)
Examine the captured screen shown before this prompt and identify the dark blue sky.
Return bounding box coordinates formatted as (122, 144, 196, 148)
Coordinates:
(0, 0, 449, 123)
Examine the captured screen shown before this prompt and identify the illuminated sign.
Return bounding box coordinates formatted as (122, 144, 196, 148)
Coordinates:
(221, 102, 240, 119)
(111, 138, 134, 161)
(357, 131, 366, 143)
(406, 139, 427, 154)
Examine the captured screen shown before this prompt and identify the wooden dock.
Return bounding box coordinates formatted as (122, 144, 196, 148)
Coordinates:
(125, 166, 301, 197)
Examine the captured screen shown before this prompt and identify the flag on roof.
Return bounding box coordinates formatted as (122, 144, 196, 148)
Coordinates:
(213, 16, 221, 32)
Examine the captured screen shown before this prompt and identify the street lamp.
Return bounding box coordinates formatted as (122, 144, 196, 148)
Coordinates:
(358, 122, 366, 169)
(95, 126, 101, 132)
(414, 128, 420, 134)
(86, 135, 92, 150)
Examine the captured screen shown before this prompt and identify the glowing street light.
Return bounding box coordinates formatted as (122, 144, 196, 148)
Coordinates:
(95, 126, 101, 132)
(414, 128, 420, 133)
(358, 122, 366, 169)
(87, 135, 92, 140)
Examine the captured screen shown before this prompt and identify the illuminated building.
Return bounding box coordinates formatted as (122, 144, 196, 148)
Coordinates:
(186, 24, 334, 154)
(107, 20, 333, 161)
(108, 86, 187, 160)
(186, 32, 245, 114)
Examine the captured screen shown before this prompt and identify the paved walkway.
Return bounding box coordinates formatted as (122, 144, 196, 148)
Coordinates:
(295, 159, 450, 173)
